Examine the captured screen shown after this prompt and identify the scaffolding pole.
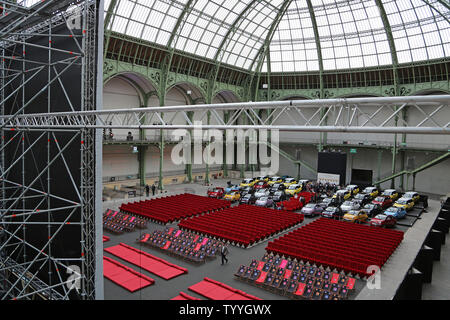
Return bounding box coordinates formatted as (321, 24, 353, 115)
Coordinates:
(0, 0, 101, 300)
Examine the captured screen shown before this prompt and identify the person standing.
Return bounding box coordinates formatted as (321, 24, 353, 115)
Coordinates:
(220, 243, 229, 265)
(151, 184, 156, 196)
(145, 184, 150, 197)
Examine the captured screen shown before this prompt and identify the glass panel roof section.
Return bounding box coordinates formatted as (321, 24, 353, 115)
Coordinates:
(107, 0, 188, 44)
(172, 0, 281, 69)
(382, 0, 450, 63)
(219, 0, 280, 70)
(316, 0, 392, 70)
(105, 0, 450, 73)
(174, 0, 254, 61)
(270, 1, 320, 72)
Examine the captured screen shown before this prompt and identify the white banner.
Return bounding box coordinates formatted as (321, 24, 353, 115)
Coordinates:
(317, 172, 340, 185)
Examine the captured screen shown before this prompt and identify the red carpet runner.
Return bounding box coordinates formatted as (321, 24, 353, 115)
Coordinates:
(188, 277, 261, 300)
(171, 292, 202, 300)
(104, 243, 188, 280)
(103, 256, 154, 292)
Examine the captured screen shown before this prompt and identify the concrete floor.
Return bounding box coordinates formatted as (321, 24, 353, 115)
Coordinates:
(103, 215, 366, 301)
(102, 179, 448, 300)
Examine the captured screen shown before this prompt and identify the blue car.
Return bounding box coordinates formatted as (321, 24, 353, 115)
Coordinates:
(225, 185, 241, 193)
(384, 206, 407, 219)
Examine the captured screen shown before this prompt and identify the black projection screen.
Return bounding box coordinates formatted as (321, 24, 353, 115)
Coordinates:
(317, 152, 347, 186)
(351, 169, 373, 187)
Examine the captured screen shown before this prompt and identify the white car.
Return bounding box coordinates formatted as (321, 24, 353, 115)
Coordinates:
(299, 179, 310, 185)
(340, 201, 360, 212)
(362, 186, 379, 197)
(283, 177, 297, 186)
(402, 191, 420, 202)
(345, 184, 359, 194)
(254, 189, 270, 199)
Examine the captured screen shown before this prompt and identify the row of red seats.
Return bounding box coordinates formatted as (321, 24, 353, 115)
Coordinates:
(302, 226, 403, 247)
(276, 234, 395, 260)
(127, 198, 228, 211)
(265, 218, 403, 277)
(266, 244, 373, 277)
(119, 193, 231, 224)
(179, 205, 304, 247)
(270, 241, 385, 267)
(122, 200, 229, 213)
(182, 211, 298, 231)
(180, 222, 278, 245)
(287, 228, 400, 252)
(120, 204, 202, 222)
(181, 205, 303, 228)
(283, 218, 404, 249)
(303, 220, 403, 240)
(314, 218, 403, 238)
(187, 205, 301, 224)
(274, 232, 393, 259)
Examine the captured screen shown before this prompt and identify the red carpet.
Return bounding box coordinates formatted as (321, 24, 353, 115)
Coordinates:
(188, 277, 261, 300)
(104, 243, 188, 280)
(103, 256, 154, 292)
(171, 292, 202, 300)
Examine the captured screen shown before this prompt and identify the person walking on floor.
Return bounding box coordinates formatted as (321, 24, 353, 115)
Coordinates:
(221, 243, 229, 265)
(145, 184, 150, 197)
(151, 184, 156, 196)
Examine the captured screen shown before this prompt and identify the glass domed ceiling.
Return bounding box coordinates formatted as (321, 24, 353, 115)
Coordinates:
(104, 0, 450, 73)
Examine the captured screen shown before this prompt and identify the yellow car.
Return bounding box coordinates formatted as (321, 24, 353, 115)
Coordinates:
(283, 178, 298, 187)
(394, 197, 414, 211)
(381, 189, 399, 200)
(285, 184, 302, 196)
(224, 192, 240, 202)
(345, 185, 360, 195)
(333, 190, 351, 200)
(268, 176, 282, 185)
(256, 176, 270, 183)
(362, 187, 379, 198)
(240, 178, 256, 188)
(403, 191, 420, 203)
(343, 210, 368, 223)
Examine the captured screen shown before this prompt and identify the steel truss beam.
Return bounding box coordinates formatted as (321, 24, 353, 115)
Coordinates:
(0, 0, 99, 300)
(3, 95, 449, 135)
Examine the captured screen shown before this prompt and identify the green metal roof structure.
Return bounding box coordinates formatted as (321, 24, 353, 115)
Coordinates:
(104, 0, 449, 73)
(101, 0, 449, 189)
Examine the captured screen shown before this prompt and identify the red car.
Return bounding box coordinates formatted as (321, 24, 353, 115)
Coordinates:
(207, 187, 224, 198)
(370, 214, 397, 228)
(254, 181, 269, 190)
(372, 196, 393, 209)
